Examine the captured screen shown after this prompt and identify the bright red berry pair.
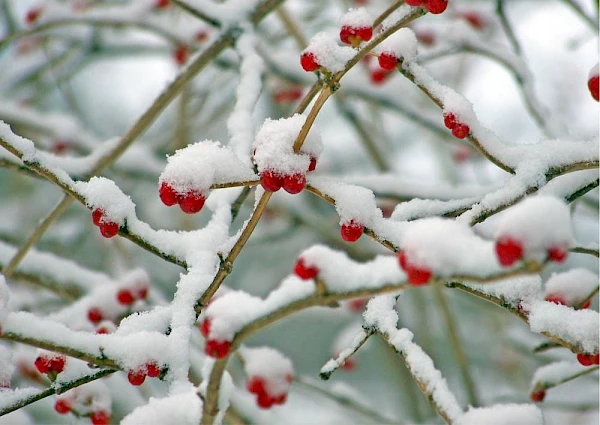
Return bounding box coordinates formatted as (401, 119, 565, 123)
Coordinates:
(294, 258, 319, 280)
(116, 285, 149, 306)
(90, 411, 111, 425)
(576, 352, 599, 366)
(246, 376, 288, 409)
(340, 220, 364, 242)
(495, 236, 523, 267)
(260, 170, 306, 194)
(34, 354, 66, 375)
(127, 361, 162, 386)
(92, 209, 119, 238)
(378, 52, 399, 71)
(159, 182, 206, 214)
(200, 318, 232, 358)
(340, 25, 373, 47)
(589, 73, 599, 102)
(398, 251, 432, 285)
(443, 113, 470, 139)
(300, 52, 320, 72)
(406, 0, 448, 14)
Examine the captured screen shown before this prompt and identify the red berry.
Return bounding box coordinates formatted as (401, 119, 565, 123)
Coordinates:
(174, 45, 188, 66)
(34, 356, 51, 374)
(196, 30, 208, 42)
(530, 390, 546, 403)
(589, 74, 599, 102)
(443, 113, 457, 129)
(136, 286, 149, 300)
(424, 0, 448, 14)
(92, 209, 104, 226)
(54, 399, 71, 414)
(273, 393, 287, 405)
(340, 220, 364, 242)
(405, 265, 432, 286)
(308, 157, 317, 172)
(406, 0, 423, 6)
(200, 319, 211, 338)
(88, 307, 103, 324)
(26, 8, 42, 24)
(117, 289, 135, 305)
(341, 357, 356, 371)
(257, 392, 275, 409)
(581, 300, 591, 309)
(99, 221, 119, 238)
(340, 25, 373, 45)
(370, 69, 389, 84)
(146, 362, 161, 378)
(577, 352, 599, 366)
(460, 11, 486, 29)
(451, 123, 470, 139)
(294, 258, 319, 280)
(159, 182, 179, 206)
(90, 411, 111, 425)
(179, 191, 205, 214)
(495, 236, 523, 267)
(378, 52, 398, 71)
(205, 339, 231, 359)
(247, 376, 266, 394)
(127, 368, 147, 386)
(96, 326, 111, 335)
(347, 298, 367, 313)
(300, 52, 319, 72)
(398, 250, 408, 269)
(260, 170, 284, 192)
(282, 173, 306, 194)
(50, 356, 66, 373)
(155, 0, 170, 9)
(545, 294, 566, 306)
(416, 30, 435, 46)
(547, 245, 568, 263)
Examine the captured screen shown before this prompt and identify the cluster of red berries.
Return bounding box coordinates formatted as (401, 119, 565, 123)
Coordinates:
(258, 151, 317, 194)
(116, 284, 149, 306)
(443, 112, 470, 139)
(406, 0, 448, 14)
(92, 209, 120, 239)
(576, 352, 599, 367)
(544, 294, 591, 310)
(340, 24, 372, 47)
(246, 374, 292, 409)
(127, 361, 162, 386)
(34, 353, 66, 375)
(495, 236, 568, 267)
(201, 318, 231, 359)
(159, 182, 206, 214)
(589, 71, 599, 102)
(54, 398, 110, 425)
(397, 250, 432, 285)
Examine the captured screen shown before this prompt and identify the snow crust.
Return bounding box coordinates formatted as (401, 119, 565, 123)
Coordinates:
(376, 28, 418, 62)
(544, 268, 598, 306)
(302, 33, 356, 73)
(122, 390, 201, 425)
(340, 8, 373, 29)
(241, 347, 293, 396)
(457, 404, 543, 425)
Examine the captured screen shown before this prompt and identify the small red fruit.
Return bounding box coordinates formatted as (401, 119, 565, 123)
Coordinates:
(54, 399, 71, 414)
(581, 300, 591, 309)
(415, 30, 435, 46)
(405, 265, 432, 286)
(340, 220, 364, 242)
(196, 30, 208, 42)
(425, 0, 448, 14)
(92, 209, 104, 226)
(282, 173, 306, 194)
(34, 356, 51, 374)
(530, 389, 546, 403)
(443, 112, 457, 129)
(136, 286, 149, 300)
(452, 123, 470, 139)
(340, 25, 373, 46)
(347, 298, 367, 313)
(146, 362, 161, 378)
(308, 157, 317, 172)
(26, 8, 42, 25)
(96, 326, 111, 335)
(50, 356, 66, 373)
(370, 69, 390, 84)
(205, 339, 231, 359)
(127, 368, 147, 386)
(294, 258, 319, 280)
(406, 0, 423, 6)
(257, 392, 275, 409)
(155, 0, 170, 9)
(247, 376, 266, 394)
(588, 74, 599, 102)
(545, 294, 566, 306)
(159, 182, 179, 206)
(88, 307, 103, 324)
(273, 393, 287, 405)
(378, 52, 399, 71)
(179, 191, 206, 214)
(300, 52, 319, 72)
(200, 318, 211, 338)
(99, 221, 119, 238)
(547, 245, 568, 263)
(173, 45, 188, 66)
(341, 357, 356, 371)
(117, 289, 135, 305)
(577, 352, 599, 366)
(495, 236, 523, 267)
(460, 11, 486, 29)
(90, 411, 111, 425)
(260, 170, 284, 192)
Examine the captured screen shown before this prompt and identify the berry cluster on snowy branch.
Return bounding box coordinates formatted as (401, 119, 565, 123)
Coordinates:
(0, 1, 598, 425)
